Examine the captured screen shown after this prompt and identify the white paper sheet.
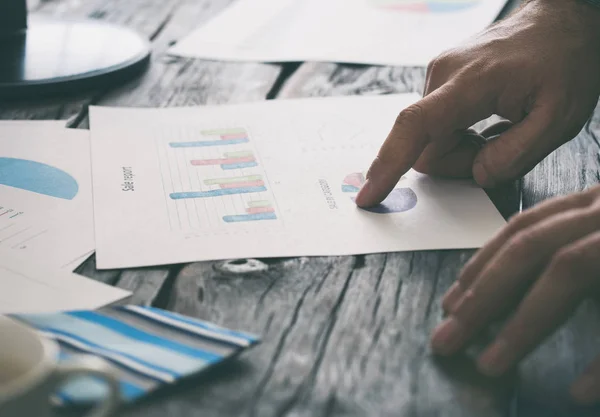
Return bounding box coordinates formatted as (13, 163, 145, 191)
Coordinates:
(168, 0, 507, 66)
(0, 259, 130, 314)
(89, 94, 506, 269)
(0, 120, 66, 129)
(0, 124, 94, 270)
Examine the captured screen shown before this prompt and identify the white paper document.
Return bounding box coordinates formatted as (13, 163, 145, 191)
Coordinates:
(168, 0, 507, 66)
(89, 94, 506, 269)
(0, 124, 94, 270)
(0, 120, 66, 129)
(0, 259, 130, 314)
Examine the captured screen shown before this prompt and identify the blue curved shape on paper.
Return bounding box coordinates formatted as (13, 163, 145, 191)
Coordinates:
(353, 187, 417, 214)
(0, 157, 78, 200)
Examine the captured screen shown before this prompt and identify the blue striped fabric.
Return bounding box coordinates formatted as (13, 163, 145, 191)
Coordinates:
(8, 306, 259, 405)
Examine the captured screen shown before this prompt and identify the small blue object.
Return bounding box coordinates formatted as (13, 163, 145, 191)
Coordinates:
(352, 187, 418, 214)
(221, 162, 258, 170)
(223, 212, 277, 223)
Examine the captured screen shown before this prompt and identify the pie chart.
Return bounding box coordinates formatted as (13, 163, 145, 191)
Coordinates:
(342, 172, 417, 214)
(371, 0, 480, 13)
(0, 157, 79, 200)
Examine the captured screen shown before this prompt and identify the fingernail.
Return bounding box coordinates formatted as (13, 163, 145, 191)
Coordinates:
(571, 374, 598, 405)
(442, 282, 463, 313)
(472, 161, 492, 187)
(431, 317, 466, 355)
(478, 339, 511, 376)
(355, 179, 373, 207)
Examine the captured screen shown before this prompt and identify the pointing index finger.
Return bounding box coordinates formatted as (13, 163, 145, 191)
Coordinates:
(355, 81, 492, 208)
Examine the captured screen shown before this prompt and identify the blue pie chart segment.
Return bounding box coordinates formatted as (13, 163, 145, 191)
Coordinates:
(343, 172, 417, 214)
(352, 188, 418, 214)
(0, 157, 78, 200)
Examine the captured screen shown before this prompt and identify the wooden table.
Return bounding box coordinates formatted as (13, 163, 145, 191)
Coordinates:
(5, 1, 600, 416)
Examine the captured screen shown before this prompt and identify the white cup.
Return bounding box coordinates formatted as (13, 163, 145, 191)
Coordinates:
(0, 316, 120, 417)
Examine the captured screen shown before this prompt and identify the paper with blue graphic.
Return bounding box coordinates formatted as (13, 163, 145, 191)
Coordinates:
(9, 306, 259, 405)
(89, 94, 506, 269)
(0, 123, 94, 270)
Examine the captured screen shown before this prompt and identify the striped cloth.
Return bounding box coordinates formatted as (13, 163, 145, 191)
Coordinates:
(8, 305, 259, 405)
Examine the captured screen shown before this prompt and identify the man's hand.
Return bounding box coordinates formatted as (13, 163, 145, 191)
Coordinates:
(431, 185, 600, 405)
(356, 0, 600, 207)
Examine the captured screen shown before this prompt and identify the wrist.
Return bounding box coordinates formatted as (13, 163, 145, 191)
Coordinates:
(526, 0, 600, 37)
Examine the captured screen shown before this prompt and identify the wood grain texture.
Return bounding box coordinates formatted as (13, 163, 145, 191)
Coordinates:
(513, 102, 600, 417)
(119, 254, 512, 417)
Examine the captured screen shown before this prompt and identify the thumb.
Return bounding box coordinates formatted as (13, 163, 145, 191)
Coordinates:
(472, 104, 558, 187)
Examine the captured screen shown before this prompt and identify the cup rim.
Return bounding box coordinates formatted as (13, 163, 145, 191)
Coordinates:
(0, 318, 58, 403)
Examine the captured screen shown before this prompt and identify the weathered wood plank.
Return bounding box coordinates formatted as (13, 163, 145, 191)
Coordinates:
(115, 268, 173, 307)
(118, 254, 512, 417)
(279, 63, 426, 97)
(514, 103, 600, 417)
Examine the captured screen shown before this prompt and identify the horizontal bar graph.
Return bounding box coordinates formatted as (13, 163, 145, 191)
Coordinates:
(223, 199, 276, 223)
(191, 150, 258, 170)
(166, 127, 277, 223)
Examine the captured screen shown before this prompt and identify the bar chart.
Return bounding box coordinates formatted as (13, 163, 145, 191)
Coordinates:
(159, 126, 279, 230)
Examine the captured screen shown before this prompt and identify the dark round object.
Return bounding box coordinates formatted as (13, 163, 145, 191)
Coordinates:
(0, 17, 151, 99)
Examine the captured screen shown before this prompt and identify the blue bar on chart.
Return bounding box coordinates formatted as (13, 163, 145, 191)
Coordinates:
(223, 212, 277, 223)
(170, 186, 267, 200)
